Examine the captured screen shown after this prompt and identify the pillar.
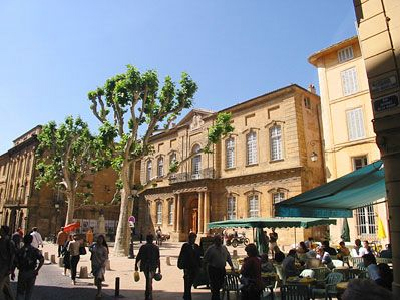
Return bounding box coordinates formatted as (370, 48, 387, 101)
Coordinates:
(173, 194, 178, 232)
(176, 193, 181, 233)
(204, 192, 210, 234)
(198, 192, 204, 233)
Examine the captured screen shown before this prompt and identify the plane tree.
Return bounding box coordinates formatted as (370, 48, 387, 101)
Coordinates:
(88, 65, 233, 255)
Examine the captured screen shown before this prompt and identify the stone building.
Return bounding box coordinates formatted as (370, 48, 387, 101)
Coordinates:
(137, 84, 327, 245)
(309, 36, 388, 244)
(0, 126, 119, 239)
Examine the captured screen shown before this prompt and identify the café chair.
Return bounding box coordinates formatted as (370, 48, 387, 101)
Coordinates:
(331, 260, 344, 268)
(349, 257, 363, 267)
(222, 272, 240, 300)
(281, 284, 311, 300)
(311, 272, 344, 300)
(311, 267, 331, 285)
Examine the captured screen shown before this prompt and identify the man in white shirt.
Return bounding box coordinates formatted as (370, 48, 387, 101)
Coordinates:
(30, 227, 43, 249)
(351, 239, 365, 257)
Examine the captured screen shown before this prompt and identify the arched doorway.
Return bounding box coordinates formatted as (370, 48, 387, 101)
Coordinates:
(188, 198, 198, 233)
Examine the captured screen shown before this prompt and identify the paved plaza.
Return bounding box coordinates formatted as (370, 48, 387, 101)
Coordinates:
(9, 241, 247, 300)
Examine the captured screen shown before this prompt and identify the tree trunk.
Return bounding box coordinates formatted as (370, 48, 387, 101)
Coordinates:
(64, 191, 75, 226)
(113, 164, 133, 256)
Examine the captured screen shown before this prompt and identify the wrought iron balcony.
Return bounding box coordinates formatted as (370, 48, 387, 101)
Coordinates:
(169, 168, 215, 184)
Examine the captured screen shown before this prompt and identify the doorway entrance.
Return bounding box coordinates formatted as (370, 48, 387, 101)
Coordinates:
(188, 198, 198, 233)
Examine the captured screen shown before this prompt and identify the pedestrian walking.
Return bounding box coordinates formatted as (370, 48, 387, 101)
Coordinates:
(0, 225, 16, 300)
(56, 227, 68, 257)
(155, 226, 162, 246)
(12, 228, 23, 250)
(269, 228, 278, 257)
(86, 228, 94, 246)
(12, 234, 44, 300)
(61, 235, 73, 276)
(177, 232, 201, 300)
(89, 235, 109, 298)
(203, 235, 235, 300)
(29, 228, 43, 249)
(135, 234, 161, 300)
(67, 234, 82, 285)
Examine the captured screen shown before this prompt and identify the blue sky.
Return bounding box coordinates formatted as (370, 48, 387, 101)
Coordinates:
(0, 1, 356, 154)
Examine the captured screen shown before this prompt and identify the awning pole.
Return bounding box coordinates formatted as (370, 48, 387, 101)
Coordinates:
(294, 228, 297, 245)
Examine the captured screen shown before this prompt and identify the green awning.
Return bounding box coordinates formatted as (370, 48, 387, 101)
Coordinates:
(275, 160, 386, 218)
(207, 217, 336, 229)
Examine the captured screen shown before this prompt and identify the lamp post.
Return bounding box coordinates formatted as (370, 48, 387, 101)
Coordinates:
(128, 188, 138, 259)
(54, 203, 60, 243)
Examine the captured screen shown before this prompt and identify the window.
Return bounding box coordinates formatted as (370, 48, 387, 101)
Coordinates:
(226, 138, 235, 169)
(356, 205, 376, 235)
(157, 157, 164, 178)
(168, 201, 174, 225)
(353, 156, 368, 170)
(346, 108, 365, 141)
(146, 160, 152, 182)
(304, 97, 311, 109)
(246, 131, 257, 165)
(156, 202, 162, 225)
(272, 192, 285, 204)
(227, 196, 236, 220)
(191, 144, 202, 178)
(248, 194, 259, 217)
(338, 46, 354, 63)
(270, 125, 283, 161)
(169, 153, 176, 166)
(341, 67, 358, 96)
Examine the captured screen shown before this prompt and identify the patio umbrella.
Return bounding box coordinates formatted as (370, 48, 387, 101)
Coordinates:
(340, 218, 350, 242)
(377, 217, 387, 240)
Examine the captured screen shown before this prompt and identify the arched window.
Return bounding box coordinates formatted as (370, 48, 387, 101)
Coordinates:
(226, 138, 235, 169)
(270, 125, 282, 161)
(146, 160, 152, 182)
(246, 131, 257, 165)
(272, 192, 285, 204)
(227, 196, 236, 220)
(156, 202, 163, 225)
(168, 201, 174, 225)
(248, 194, 259, 217)
(191, 144, 202, 179)
(157, 157, 164, 178)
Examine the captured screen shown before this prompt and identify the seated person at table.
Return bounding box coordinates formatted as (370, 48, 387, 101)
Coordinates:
(297, 242, 309, 254)
(379, 244, 392, 259)
(377, 263, 393, 291)
(337, 241, 350, 260)
(351, 239, 364, 257)
(240, 244, 263, 300)
(342, 278, 393, 300)
(282, 249, 300, 278)
(304, 237, 314, 250)
(273, 245, 285, 263)
(363, 253, 381, 282)
(321, 240, 337, 256)
(363, 240, 372, 255)
(316, 246, 334, 269)
(260, 253, 275, 273)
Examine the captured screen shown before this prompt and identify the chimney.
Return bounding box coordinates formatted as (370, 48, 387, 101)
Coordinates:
(308, 84, 316, 94)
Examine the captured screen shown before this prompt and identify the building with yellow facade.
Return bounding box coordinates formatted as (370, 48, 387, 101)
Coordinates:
(309, 36, 388, 244)
(136, 84, 328, 246)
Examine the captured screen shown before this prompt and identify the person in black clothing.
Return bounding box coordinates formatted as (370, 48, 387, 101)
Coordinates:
(322, 240, 337, 256)
(178, 232, 201, 300)
(0, 225, 16, 300)
(273, 245, 285, 263)
(135, 234, 161, 300)
(12, 234, 44, 300)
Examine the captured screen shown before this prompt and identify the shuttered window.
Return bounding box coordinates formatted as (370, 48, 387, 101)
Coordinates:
(270, 125, 283, 161)
(226, 138, 235, 169)
(346, 108, 365, 141)
(247, 131, 257, 165)
(248, 195, 259, 217)
(338, 46, 354, 63)
(227, 196, 237, 220)
(341, 67, 358, 96)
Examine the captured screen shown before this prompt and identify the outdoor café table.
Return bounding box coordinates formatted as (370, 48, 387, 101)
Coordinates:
(286, 276, 316, 286)
(334, 266, 350, 281)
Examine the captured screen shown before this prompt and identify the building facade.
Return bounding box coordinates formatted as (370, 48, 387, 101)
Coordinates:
(309, 36, 388, 244)
(0, 126, 119, 239)
(137, 84, 327, 246)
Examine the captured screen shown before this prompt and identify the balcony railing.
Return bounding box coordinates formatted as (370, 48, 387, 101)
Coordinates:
(169, 168, 215, 184)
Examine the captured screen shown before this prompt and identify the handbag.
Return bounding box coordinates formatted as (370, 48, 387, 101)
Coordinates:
(79, 246, 87, 255)
(134, 271, 140, 282)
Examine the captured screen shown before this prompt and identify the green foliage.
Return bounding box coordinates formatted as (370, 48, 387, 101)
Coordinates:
(35, 116, 108, 192)
(204, 112, 234, 154)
